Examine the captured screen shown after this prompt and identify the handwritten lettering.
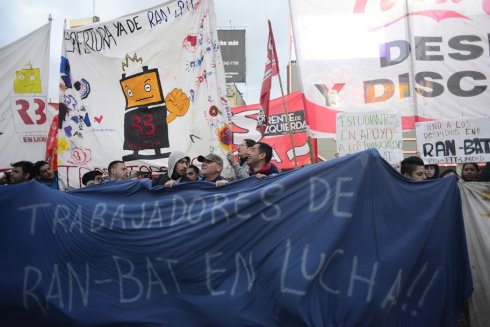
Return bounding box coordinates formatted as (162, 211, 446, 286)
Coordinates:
(147, 7, 171, 27)
(20, 249, 440, 316)
(417, 117, 490, 163)
(65, 26, 117, 55)
(308, 176, 354, 218)
(113, 16, 142, 37)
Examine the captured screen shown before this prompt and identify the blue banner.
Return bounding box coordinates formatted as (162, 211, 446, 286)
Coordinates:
(0, 149, 472, 326)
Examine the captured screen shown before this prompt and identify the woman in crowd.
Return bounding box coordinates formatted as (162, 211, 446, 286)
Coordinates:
(425, 164, 440, 180)
(461, 162, 479, 182)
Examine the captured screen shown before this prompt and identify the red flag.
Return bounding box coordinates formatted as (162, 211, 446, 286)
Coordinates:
(257, 20, 279, 135)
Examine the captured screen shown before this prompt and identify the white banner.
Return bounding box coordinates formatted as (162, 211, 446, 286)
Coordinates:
(59, 0, 232, 187)
(336, 111, 403, 164)
(416, 117, 490, 164)
(459, 181, 490, 327)
(289, 0, 490, 137)
(0, 22, 51, 169)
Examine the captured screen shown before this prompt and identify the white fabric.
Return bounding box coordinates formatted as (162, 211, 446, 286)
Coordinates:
(336, 110, 403, 164)
(289, 0, 489, 137)
(459, 181, 490, 327)
(416, 117, 490, 164)
(0, 22, 51, 168)
(59, 0, 232, 187)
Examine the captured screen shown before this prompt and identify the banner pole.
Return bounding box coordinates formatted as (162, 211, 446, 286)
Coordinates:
(307, 135, 316, 164)
(298, 89, 317, 164)
(276, 71, 298, 167)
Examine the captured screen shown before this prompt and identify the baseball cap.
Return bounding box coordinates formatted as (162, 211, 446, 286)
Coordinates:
(197, 153, 223, 165)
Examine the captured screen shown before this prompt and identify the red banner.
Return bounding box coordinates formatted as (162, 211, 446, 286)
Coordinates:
(232, 92, 315, 169)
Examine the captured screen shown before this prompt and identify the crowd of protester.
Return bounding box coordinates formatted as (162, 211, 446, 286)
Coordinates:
(0, 141, 486, 327)
(0, 140, 283, 189)
(1, 144, 486, 327)
(400, 156, 490, 182)
(1, 145, 489, 189)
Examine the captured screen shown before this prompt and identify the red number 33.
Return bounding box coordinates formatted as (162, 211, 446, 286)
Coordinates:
(131, 113, 156, 136)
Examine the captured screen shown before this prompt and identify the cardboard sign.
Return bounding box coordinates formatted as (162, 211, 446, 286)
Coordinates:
(336, 111, 403, 164)
(416, 117, 490, 164)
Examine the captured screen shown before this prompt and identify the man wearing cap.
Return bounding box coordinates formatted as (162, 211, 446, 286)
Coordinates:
(198, 153, 228, 186)
(152, 151, 191, 188)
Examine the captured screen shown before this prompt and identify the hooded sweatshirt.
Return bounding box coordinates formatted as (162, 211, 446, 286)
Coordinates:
(152, 151, 190, 187)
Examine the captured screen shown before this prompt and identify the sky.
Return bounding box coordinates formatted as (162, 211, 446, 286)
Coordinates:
(0, 0, 291, 104)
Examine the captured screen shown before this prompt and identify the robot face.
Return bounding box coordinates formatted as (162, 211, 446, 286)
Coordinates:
(14, 68, 42, 94)
(120, 69, 164, 109)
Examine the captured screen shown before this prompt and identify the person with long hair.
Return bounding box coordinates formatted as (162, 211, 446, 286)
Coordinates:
(424, 164, 440, 180)
(461, 162, 479, 182)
